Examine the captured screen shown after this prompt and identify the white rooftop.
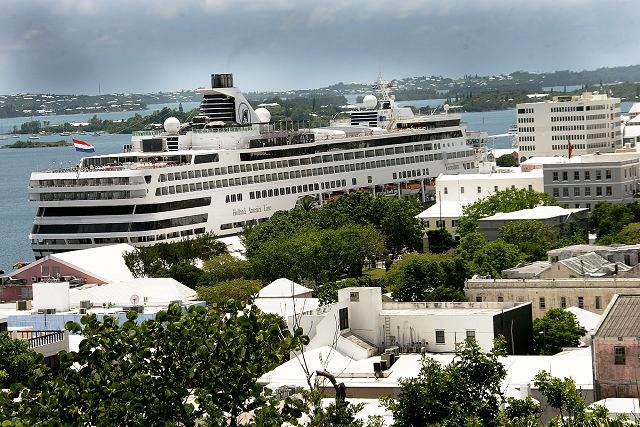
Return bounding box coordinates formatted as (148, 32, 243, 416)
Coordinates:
(253, 297, 320, 321)
(416, 200, 467, 219)
(480, 205, 587, 221)
(260, 346, 593, 397)
(565, 306, 602, 334)
(258, 278, 312, 298)
(52, 243, 136, 283)
(217, 235, 246, 260)
(69, 277, 197, 307)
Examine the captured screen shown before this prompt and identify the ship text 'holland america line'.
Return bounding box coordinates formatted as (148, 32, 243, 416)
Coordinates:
(28, 73, 478, 258)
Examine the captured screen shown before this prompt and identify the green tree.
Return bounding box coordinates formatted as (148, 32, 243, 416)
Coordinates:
(425, 228, 459, 254)
(590, 201, 638, 242)
(616, 222, 640, 244)
(8, 302, 308, 426)
(387, 338, 507, 427)
(201, 253, 251, 284)
(0, 333, 39, 389)
(496, 154, 518, 167)
(197, 279, 262, 306)
(123, 233, 227, 280)
(456, 188, 557, 236)
(473, 240, 526, 278)
(499, 220, 555, 262)
(534, 371, 588, 426)
(386, 253, 447, 302)
(533, 309, 587, 355)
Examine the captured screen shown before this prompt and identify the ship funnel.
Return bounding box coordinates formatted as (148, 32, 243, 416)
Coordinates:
(211, 73, 234, 88)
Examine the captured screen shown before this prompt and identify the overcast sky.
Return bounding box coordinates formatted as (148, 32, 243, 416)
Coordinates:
(1, 0, 638, 95)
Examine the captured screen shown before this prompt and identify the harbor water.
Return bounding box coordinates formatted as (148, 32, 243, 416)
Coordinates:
(0, 101, 633, 273)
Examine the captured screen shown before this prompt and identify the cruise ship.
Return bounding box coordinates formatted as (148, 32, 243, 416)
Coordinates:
(28, 73, 478, 258)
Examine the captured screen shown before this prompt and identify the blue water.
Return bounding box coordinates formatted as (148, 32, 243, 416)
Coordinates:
(0, 100, 633, 273)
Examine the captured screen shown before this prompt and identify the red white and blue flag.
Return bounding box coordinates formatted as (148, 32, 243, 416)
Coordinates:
(73, 138, 95, 153)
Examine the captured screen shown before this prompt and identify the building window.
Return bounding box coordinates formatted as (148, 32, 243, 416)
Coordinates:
(476, 296, 482, 302)
(596, 187, 602, 196)
(606, 186, 612, 196)
(606, 170, 612, 179)
(574, 187, 580, 196)
(574, 171, 580, 180)
(560, 296, 566, 308)
(497, 296, 504, 302)
(460, 187, 464, 194)
(435, 330, 445, 344)
(584, 171, 590, 180)
(477, 186, 481, 193)
(596, 296, 602, 309)
(553, 172, 559, 181)
(539, 297, 546, 309)
(562, 188, 569, 197)
(350, 292, 359, 302)
(444, 187, 448, 194)
(596, 170, 602, 180)
(338, 307, 349, 330)
(562, 171, 568, 181)
(528, 184, 533, 191)
(466, 330, 476, 340)
(553, 188, 560, 197)
(585, 187, 591, 196)
(578, 296, 584, 309)
(494, 186, 499, 192)
(615, 346, 626, 365)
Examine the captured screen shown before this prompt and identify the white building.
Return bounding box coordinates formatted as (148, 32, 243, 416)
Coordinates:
(253, 278, 320, 331)
(416, 168, 543, 235)
(516, 92, 622, 161)
(295, 287, 532, 359)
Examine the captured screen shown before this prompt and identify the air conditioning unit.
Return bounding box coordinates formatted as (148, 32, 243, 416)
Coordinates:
(80, 300, 92, 309)
(38, 308, 56, 314)
(79, 307, 87, 315)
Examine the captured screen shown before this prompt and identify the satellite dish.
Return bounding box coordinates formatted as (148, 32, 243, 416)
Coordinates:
(130, 294, 139, 305)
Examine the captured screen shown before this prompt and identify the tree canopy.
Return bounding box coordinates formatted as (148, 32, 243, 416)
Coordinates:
(456, 188, 557, 236)
(1, 302, 308, 426)
(0, 333, 39, 389)
(533, 308, 587, 355)
(386, 338, 507, 426)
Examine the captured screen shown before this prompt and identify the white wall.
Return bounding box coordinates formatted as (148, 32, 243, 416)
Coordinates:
(338, 287, 382, 346)
(32, 282, 70, 312)
(385, 313, 495, 353)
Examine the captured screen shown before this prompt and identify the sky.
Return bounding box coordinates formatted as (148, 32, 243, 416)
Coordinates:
(1, 0, 638, 95)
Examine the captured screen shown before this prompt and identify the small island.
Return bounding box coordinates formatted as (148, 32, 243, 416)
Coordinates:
(1, 140, 73, 149)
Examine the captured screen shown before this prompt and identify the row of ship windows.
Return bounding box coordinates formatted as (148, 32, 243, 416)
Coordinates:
(34, 227, 209, 246)
(37, 177, 138, 188)
(519, 146, 536, 151)
(32, 213, 208, 235)
(158, 143, 456, 182)
(154, 157, 435, 198)
(518, 127, 534, 133)
(39, 191, 133, 202)
(518, 136, 535, 142)
(551, 143, 585, 151)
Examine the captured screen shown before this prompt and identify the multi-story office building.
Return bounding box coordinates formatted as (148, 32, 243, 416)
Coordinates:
(517, 92, 622, 161)
(542, 153, 640, 210)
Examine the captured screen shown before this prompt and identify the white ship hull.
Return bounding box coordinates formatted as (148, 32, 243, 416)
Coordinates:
(28, 73, 478, 258)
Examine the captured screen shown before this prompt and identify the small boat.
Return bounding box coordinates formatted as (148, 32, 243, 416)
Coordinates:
(28, 135, 40, 140)
(60, 132, 71, 136)
(11, 135, 19, 138)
